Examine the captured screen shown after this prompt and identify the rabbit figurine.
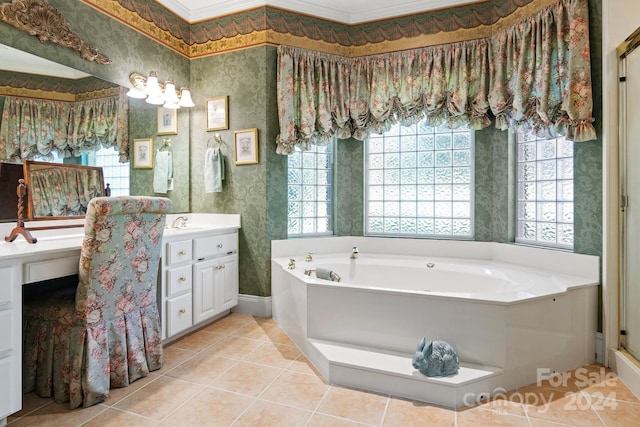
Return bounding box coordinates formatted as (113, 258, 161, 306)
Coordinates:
(412, 337, 459, 377)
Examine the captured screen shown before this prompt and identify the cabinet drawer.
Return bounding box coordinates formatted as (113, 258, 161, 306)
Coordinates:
(194, 233, 238, 259)
(24, 256, 78, 284)
(166, 240, 193, 266)
(167, 293, 192, 337)
(166, 265, 192, 297)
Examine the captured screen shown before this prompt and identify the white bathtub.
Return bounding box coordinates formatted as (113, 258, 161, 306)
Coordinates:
(294, 254, 591, 304)
(271, 237, 600, 407)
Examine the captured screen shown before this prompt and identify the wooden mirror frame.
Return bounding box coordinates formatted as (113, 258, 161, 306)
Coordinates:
(24, 160, 106, 221)
(4, 160, 106, 243)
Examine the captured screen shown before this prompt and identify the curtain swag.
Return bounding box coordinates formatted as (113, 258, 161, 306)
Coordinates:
(276, 0, 595, 154)
(0, 88, 129, 162)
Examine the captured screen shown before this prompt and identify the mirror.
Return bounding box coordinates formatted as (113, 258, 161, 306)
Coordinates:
(24, 160, 106, 220)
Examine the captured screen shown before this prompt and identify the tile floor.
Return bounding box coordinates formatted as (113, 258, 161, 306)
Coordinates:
(8, 313, 640, 426)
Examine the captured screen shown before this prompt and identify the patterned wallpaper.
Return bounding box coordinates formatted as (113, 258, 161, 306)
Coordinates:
(0, 0, 603, 299)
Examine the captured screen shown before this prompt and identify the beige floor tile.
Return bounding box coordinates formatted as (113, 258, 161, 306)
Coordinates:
(7, 401, 107, 427)
(592, 398, 640, 427)
(260, 370, 330, 410)
(9, 393, 53, 421)
(457, 407, 530, 426)
(113, 376, 202, 420)
(202, 313, 253, 335)
(210, 361, 283, 397)
(232, 400, 312, 427)
(528, 419, 578, 426)
(307, 413, 371, 427)
(269, 330, 296, 347)
(81, 407, 159, 427)
(102, 372, 160, 406)
(383, 397, 455, 426)
(466, 388, 527, 417)
(205, 336, 263, 359)
(162, 387, 254, 427)
(581, 376, 640, 403)
(231, 320, 281, 340)
(316, 386, 388, 425)
(287, 354, 327, 380)
(244, 341, 301, 369)
(157, 344, 197, 374)
(164, 352, 237, 384)
(519, 386, 605, 426)
(165, 329, 226, 352)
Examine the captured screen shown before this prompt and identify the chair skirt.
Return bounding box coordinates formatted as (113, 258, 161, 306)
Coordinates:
(23, 297, 164, 409)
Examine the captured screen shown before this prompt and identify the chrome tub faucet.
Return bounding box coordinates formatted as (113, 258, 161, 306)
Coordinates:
(351, 246, 359, 259)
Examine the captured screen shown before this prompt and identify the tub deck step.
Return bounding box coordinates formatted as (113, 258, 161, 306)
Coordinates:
(308, 338, 503, 408)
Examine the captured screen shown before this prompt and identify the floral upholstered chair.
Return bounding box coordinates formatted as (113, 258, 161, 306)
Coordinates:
(22, 196, 172, 408)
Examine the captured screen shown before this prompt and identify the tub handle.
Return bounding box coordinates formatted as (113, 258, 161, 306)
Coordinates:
(303, 268, 342, 282)
(426, 262, 435, 268)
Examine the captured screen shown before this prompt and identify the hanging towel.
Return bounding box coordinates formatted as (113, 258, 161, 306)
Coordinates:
(153, 150, 173, 194)
(204, 147, 225, 193)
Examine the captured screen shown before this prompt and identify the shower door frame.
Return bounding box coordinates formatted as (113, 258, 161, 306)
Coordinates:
(618, 26, 640, 363)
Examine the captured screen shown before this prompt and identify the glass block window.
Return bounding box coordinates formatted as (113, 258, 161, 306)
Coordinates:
(87, 148, 130, 196)
(516, 132, 574, 249)
(287, 143, 333, 236)
(32, 148, 130, 196)
(365, 121, 474, 238)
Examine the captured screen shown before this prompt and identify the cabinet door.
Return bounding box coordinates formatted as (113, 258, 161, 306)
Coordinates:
(193, 258, 219, 324)
(220, 254, 239, 311)
(192, 254, 239, 324)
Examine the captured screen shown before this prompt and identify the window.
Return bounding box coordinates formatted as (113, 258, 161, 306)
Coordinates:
(32, 148, 130, 196)
(365, 121, 474, 238)
(87, 148, 130, 196)
(516, 132, 573, 249)
(287, 143, 333, 236)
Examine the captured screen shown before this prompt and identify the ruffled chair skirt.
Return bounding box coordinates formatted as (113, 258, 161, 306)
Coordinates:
(23, 296, 164, 409)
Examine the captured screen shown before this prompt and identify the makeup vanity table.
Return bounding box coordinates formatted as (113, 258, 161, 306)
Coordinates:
(0, 213, 240, 423)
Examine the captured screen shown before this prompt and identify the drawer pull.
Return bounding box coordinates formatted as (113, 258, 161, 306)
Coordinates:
(216, 265, 226, 270)
(178, 250, 187, 256)
(179, 276, 187, 282)
(217, 243, 223, 249)
(179, 308, 186, 314)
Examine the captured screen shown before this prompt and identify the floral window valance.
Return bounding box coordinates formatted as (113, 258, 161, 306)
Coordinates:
(29, 166, 103, 217)
(276, 0, 595, 154)
(0, 88, 129, 162)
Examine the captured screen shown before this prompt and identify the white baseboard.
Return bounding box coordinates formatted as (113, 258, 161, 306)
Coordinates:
(233, 294, 272, 317)
(611, 349, 640, 400)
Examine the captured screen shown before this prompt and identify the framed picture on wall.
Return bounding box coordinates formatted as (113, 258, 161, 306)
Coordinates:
(133, 138, 153, 168)
(206, 96, 228, 131)
(157, 106, 178, 135)
(234, 128, 258, 165)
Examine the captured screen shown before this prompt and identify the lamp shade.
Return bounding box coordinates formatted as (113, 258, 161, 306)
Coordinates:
(178, 88, 195, 107)
(163, 81, 179, 104)
(144, 72, 162, 97)
(126, 87, 147, 99)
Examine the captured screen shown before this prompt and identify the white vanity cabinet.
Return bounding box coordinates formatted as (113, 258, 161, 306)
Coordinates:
(161, 229, 239, 341)
(0, 263, 21, 421)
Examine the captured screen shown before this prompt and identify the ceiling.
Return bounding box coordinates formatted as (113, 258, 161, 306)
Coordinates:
(0, 44, 91, 79)
(155, 0, 482, 24)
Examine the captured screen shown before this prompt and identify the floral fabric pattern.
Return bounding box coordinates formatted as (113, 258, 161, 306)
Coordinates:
(0, 87, 129, 162)
(276, 0, 595, 154)
(22, 196, 172, 408)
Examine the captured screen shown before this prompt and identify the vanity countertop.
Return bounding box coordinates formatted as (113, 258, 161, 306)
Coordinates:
(0, 213, 241, 260)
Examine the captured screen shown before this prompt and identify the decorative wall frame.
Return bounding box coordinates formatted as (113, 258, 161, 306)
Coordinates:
(234, 128, 258, 165)
(157, 106, 178, 135)
(0, 0, 111, 64)
(133, 138, 153, 169)
(206, 96, 228, 131)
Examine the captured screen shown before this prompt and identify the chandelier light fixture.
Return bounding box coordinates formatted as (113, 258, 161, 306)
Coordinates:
(126, 71, 195, 108)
